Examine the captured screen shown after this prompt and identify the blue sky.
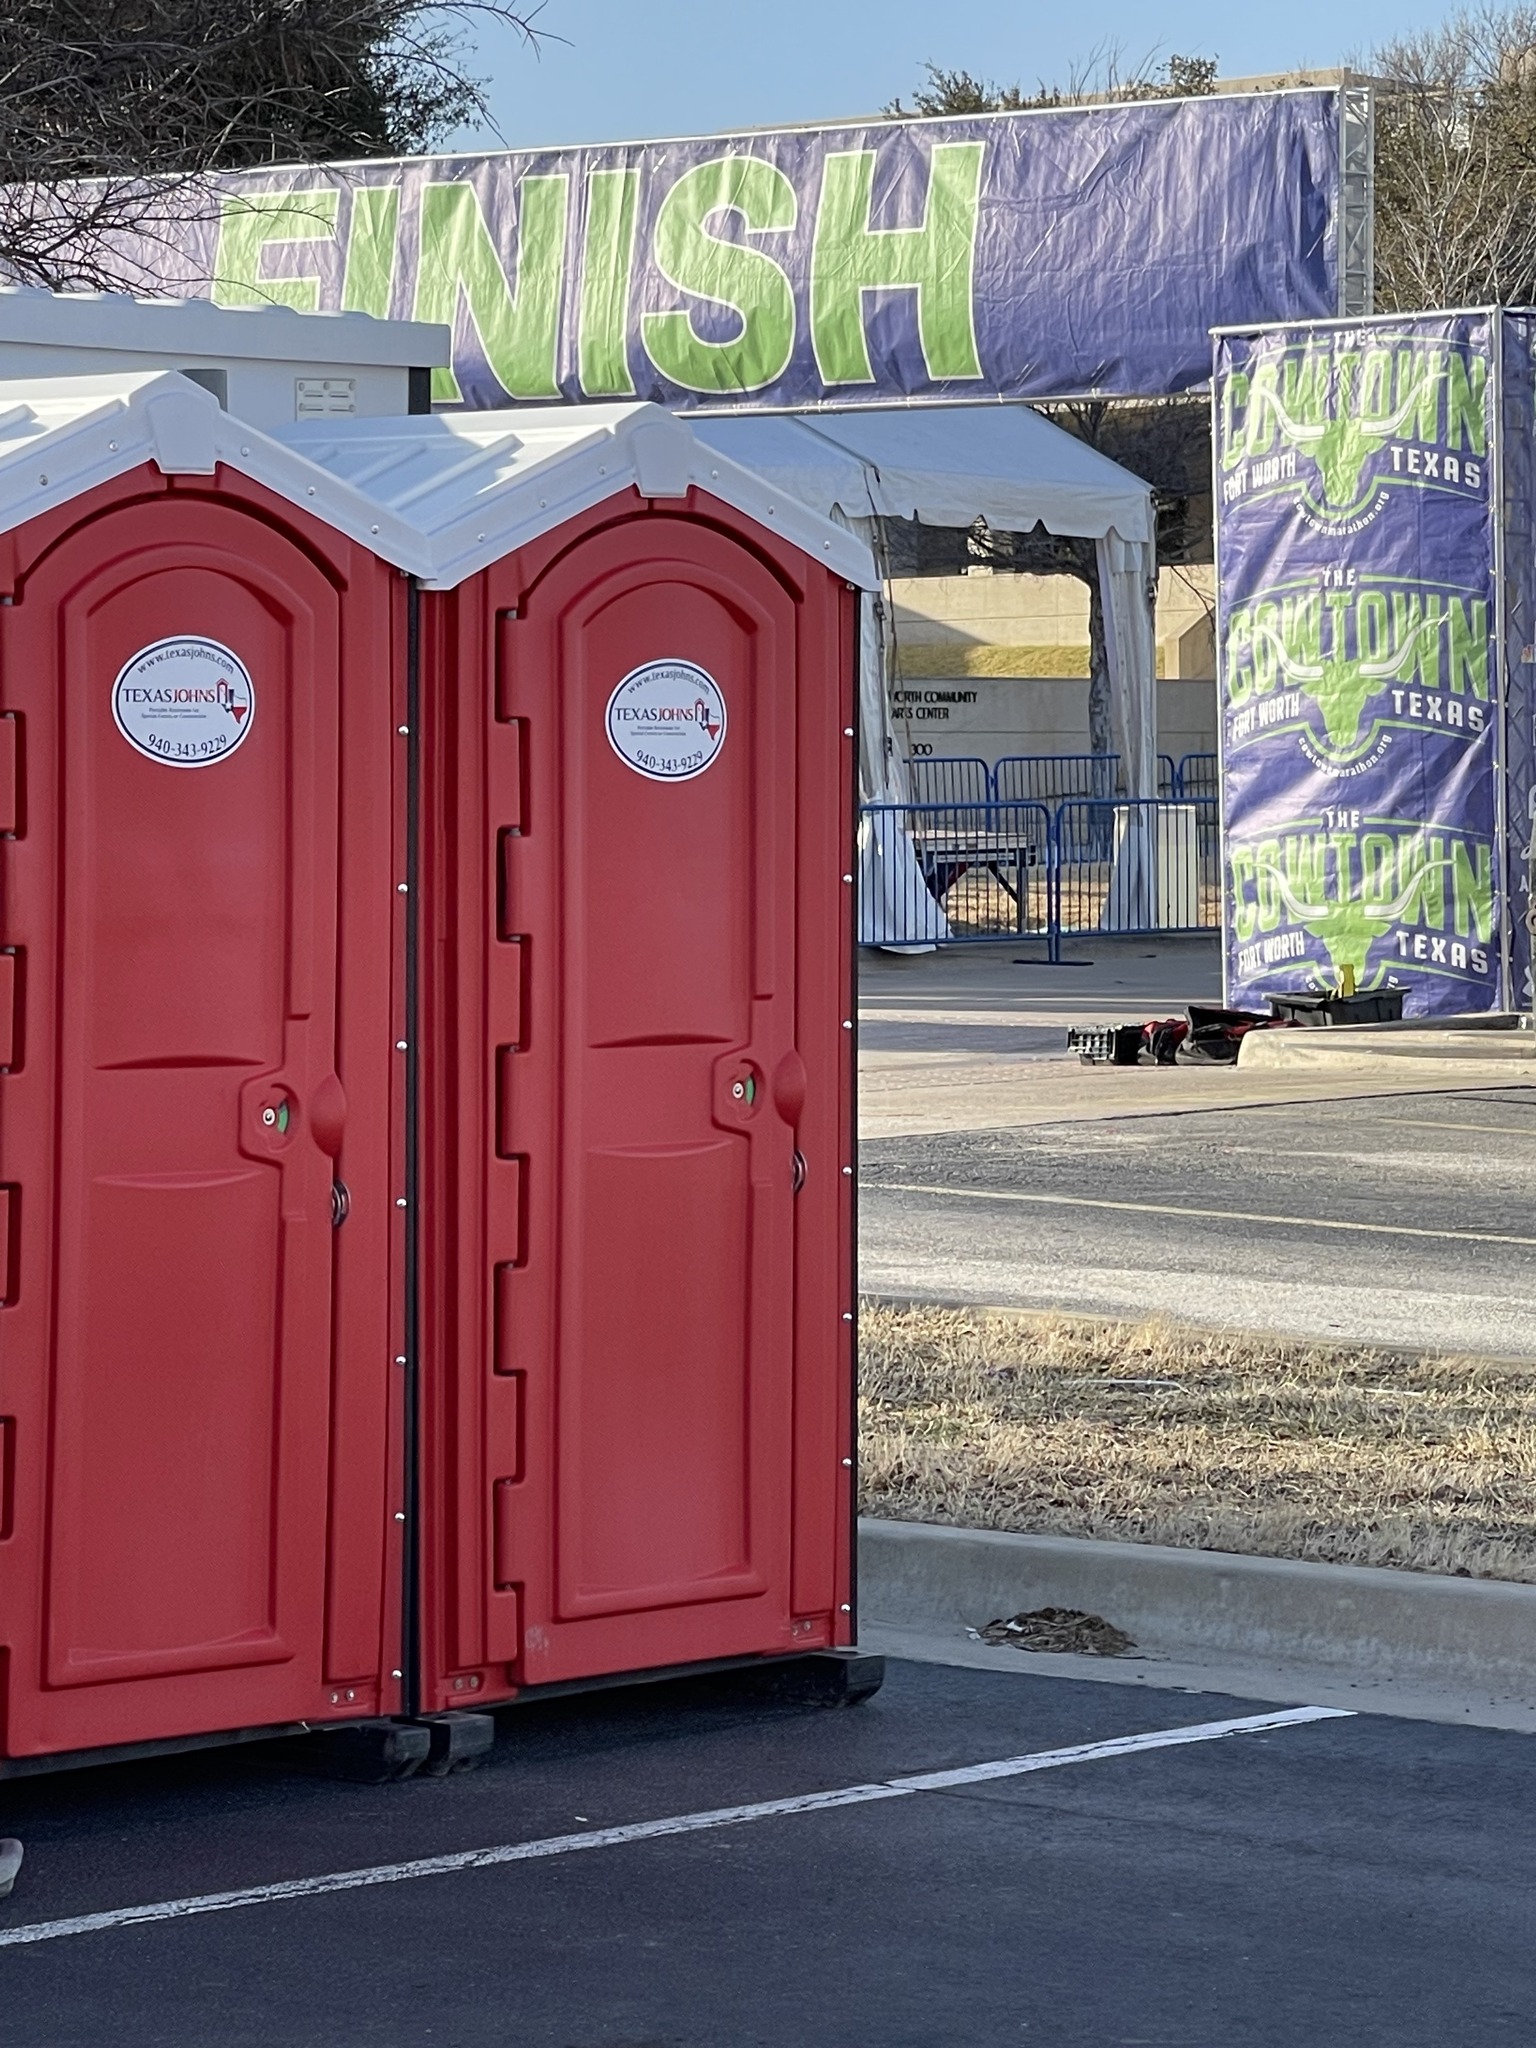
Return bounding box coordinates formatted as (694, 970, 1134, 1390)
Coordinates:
(453, 0, 1448, 151)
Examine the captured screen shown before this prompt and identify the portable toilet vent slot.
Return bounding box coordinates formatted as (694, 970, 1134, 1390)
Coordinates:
(296, 376, 358, 418)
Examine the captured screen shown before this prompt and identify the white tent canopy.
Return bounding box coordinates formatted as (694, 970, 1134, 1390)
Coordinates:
(692, 404, 1152, 543)
(691, 406, 1159, 946)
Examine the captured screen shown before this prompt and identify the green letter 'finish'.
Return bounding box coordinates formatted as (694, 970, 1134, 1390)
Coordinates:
(810, 143, 985, 385)
(642, 156, 797, 394)
(414, 178, 568, 402)
(212, 191, 340, 310)
(342, 186, 401, 319)
(579, 168, 640, 396)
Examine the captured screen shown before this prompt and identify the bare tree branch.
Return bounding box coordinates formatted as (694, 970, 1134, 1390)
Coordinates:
(1370, 4, 1536, 308)
(0, 0, 549, 288)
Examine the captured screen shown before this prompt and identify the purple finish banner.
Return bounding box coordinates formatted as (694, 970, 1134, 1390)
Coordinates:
(106, 91, 1342, 410)
(1214, 315, 1504, 1016)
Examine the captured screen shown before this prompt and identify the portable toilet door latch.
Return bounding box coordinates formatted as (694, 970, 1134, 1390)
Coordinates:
(713, 1052, 763, 1125)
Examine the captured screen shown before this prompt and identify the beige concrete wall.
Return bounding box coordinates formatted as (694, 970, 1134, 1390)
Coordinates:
(888, 564, 1216, 678)
(887, 564, 1217, 768)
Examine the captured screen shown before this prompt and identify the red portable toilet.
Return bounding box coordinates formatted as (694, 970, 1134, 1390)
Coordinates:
(0, 374, 877, 1785)
(284, 405, 877, 1711)
(0, 371, 430, 1770)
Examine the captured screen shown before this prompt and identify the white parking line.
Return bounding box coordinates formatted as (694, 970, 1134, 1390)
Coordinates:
(864, 1180, 1536, 1248)
(1357, 1116, 1536, 1139)
(0, 1706, 1348, 1950)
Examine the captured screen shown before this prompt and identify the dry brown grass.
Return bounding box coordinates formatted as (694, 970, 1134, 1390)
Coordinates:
(859, 1302, 1536, 1582)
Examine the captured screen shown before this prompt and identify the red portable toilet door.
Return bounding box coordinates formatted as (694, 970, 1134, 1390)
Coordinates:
(480, 516, 806, 1685)
(1, 492, 397, 1757)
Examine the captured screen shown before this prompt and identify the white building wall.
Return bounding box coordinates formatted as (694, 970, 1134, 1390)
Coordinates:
(887, 564, 1217, 772)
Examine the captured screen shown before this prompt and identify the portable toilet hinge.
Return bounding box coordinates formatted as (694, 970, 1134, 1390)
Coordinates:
(0, 714, 20, 837)
(495, 609, 526, 724)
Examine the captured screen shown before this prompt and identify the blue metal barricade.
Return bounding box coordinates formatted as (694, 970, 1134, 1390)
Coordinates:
(861, 799, 1058, 955)
(861, 795, 1219, 949)
(994, 752, 1119, 806)
(1052, 797, 1220, 937)
(1175, 753, 1220, 858)
(902, 755, 993, 820)
(994, 753, 1125, 860)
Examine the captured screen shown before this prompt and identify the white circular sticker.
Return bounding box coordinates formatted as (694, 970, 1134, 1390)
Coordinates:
(111, 637, 255, 768)
(605, 660, 726, 782)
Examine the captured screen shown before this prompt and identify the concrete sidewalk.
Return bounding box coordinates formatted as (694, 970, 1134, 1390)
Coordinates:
(859, 934, 1222, 1044)
(1240, 1019, 1536, 1083)
(857, 941, 1536, 1136)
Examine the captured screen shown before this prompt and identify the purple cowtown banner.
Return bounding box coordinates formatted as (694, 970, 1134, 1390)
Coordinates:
(1214, 314, 1505, 1017)
(96, 91, 1343, 410)
(1212, 313, 1507, 1015)
(1494, 312, 1536, 1010)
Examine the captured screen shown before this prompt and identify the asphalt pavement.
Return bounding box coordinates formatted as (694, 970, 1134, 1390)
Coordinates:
(857, 943, 1536, 1354)
(7, 944, 1531, 2043)
(860, 1088, 1536, 1354)
(2, 1659, 1534, 2045)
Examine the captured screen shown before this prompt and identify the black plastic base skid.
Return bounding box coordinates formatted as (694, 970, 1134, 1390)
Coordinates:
(282, 1719, 432, 1784)
(415, 1711, 496, 1777)
(279, 1712, 496, 1783)
(744, 1650, 887, 1708)
(0, 1652, 881, 1797)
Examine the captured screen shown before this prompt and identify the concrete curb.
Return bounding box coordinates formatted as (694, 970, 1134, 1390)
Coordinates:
(1238, 1026, 1536, 1079)
(859, 1519, 1536, 1717)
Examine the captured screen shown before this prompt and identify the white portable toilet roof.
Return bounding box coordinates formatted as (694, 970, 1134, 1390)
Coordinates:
(0, 371, 428, 568)
(0, 377, 875, 592)
(276, 402, 878, 589)
(0, 287, 449, 368)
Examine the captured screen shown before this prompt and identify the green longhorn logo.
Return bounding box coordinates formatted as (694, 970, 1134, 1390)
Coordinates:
(1258, 370, 1433, 519)
(1244, 613, 1438, 759)
(1265, 858, 1451, 991)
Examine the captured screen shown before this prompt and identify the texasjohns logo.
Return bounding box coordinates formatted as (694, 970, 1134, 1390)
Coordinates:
(1218, 334, 1488, 534)
(112, 637, 255, 767)
(605, 659, 726, 781)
